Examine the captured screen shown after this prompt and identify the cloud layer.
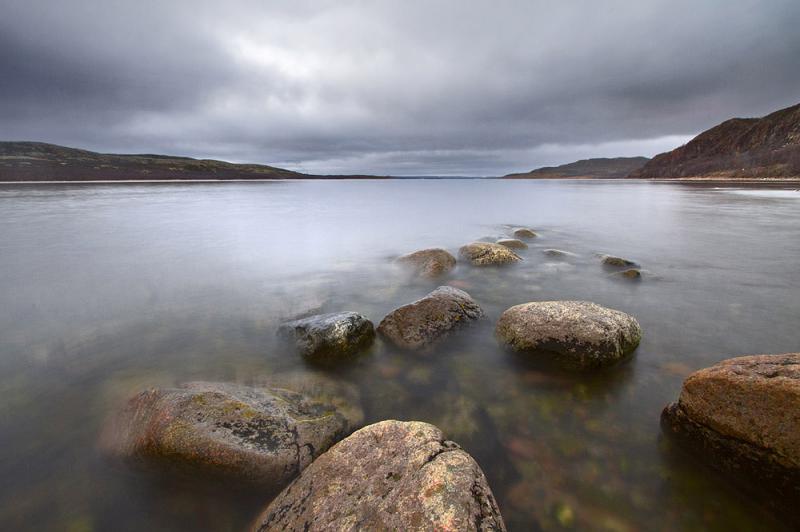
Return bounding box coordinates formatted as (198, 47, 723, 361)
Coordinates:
(1, 0, 799, 175)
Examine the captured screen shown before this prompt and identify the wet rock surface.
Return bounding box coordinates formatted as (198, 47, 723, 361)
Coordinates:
(512, 228, 538, 239)
(542, 249, 577, 258)
(377, 286, 484, 351)
(495, 301, 642, 370)
(496, 238, 528, 250)
(661, 353, 800, 518)
(101, 382, 353, 492)
(459, 242, 522, 266)
(251, 420, 506, 531)
(396, 248, 457, 278)
(277, 311, 374, 362)
(611, 268, 642, 280)
(600, 255, 638, 268)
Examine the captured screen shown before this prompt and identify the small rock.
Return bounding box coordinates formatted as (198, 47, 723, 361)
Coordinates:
(601, 255, 638, 268)
(496, 238, 528, 250)
(611, 268, 641, 280)
(277, 312, 374, 362)
(459, 242, 522, 266)
(251, 420, 506, 531)
(542, 249, 577, 259)
(396, 248, 457, 278)
(513, 227, 538, 239)
(101, 382, 352, 492)
(661, 353, 800, 518)
(495, 301, 642, 370)
(377, 286, 484, 351)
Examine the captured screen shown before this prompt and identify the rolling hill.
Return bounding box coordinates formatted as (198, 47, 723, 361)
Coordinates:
(505, 157, 649, 179)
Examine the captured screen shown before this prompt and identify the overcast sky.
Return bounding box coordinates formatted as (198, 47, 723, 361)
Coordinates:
(1, 0, 799, 175)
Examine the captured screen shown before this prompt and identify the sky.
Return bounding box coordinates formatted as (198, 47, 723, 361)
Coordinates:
(1, 1, 799, 176)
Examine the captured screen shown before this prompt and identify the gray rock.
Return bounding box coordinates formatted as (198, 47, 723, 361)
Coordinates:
(542, 249, 577, 259)
(100, 382, 353, 492)
(512, 227, 538, 239)
(278, 312, 374, 362)
(496, 238, 528, 250)
(495, 301, 641, 370)
(377, 286, 484, 351)
(459, 242, 522, 266)
(251, 420, 506, 532)
(396, 248, 457, 278)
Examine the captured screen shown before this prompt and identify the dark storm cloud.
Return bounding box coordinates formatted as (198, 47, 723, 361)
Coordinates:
(1, 0, 799, 175)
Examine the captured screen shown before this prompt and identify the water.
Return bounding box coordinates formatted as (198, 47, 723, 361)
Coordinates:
(1, 180, 799, 531)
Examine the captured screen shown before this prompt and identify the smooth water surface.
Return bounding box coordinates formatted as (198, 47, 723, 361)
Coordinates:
(1, 180, 799, 531)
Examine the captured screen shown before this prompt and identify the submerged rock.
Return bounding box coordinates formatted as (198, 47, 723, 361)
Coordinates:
(611, 268, 642, 280)
(396, 248, 457, 278)
(377, 286, 484, 351)
(600, 255, 638, 268)
(661, 353, 800, 518)
(512, 227, 538, 239)
(542, 249, 577, 259)
(495, 301, 641, 370)
(101, 382, 353, 492)
(459, 242, 522, 266)
(496, 238, 528, 250)
(277, 312, 374, 362)
(251, 420, 506, 531)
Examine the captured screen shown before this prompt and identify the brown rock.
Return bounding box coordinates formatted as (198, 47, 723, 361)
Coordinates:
(396, 248, 457, 278)
(495, 301, 642, 370)
(101, 382, 352, 492)
(251, 420, 506, 531)
(512, 227, 538, 239)
(601, 255, 638, 268)
(496, 238, 528, 250)
(661, 353, 800, 521)
(459, 242, 522, 266)
(377, 286, 484, 351)
(611, 268, 642, 280)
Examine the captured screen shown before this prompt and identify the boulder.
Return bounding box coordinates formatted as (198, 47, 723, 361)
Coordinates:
(496, 238, 528, 250)
(459, 242, 522, 266)
(396, 248, 457, 278)
(601, 255, 638, 268)
(251, 420, 506, 531)
(661, 353, 800, 517)
(377, 286, 484, 351)
(101, 382, 353, 492)
(512, 227, 538, 239)
(277, 312, 374, 362)
(495, 301, 641, 370)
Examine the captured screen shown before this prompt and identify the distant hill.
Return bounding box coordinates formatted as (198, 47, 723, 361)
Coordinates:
(0, 142, 382, 181)
(505, 157, 649, 179)
(630, 102, 800, 179)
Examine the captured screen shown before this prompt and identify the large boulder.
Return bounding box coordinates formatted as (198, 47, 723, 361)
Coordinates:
(377, 286, 484, 351)
(459, 242, 522, 266)
(495, 301, 641, 370)
(277, 312, 374, 362)
(101, 382, 353, 492)
(396, 248, 457, 278)
(251, 420, 506, 531)
(661, 353, 800, 517)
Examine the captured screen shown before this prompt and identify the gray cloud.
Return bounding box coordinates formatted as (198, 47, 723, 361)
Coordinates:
(1, 0, 798, 175)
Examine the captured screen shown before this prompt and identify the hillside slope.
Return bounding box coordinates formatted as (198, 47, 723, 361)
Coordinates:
(630, 102, 800, 179)
(0, 142, 379, 181)
(505, 157, 649, 179)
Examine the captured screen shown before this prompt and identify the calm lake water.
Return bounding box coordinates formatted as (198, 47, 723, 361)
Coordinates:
(1, 179, 799, 531)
